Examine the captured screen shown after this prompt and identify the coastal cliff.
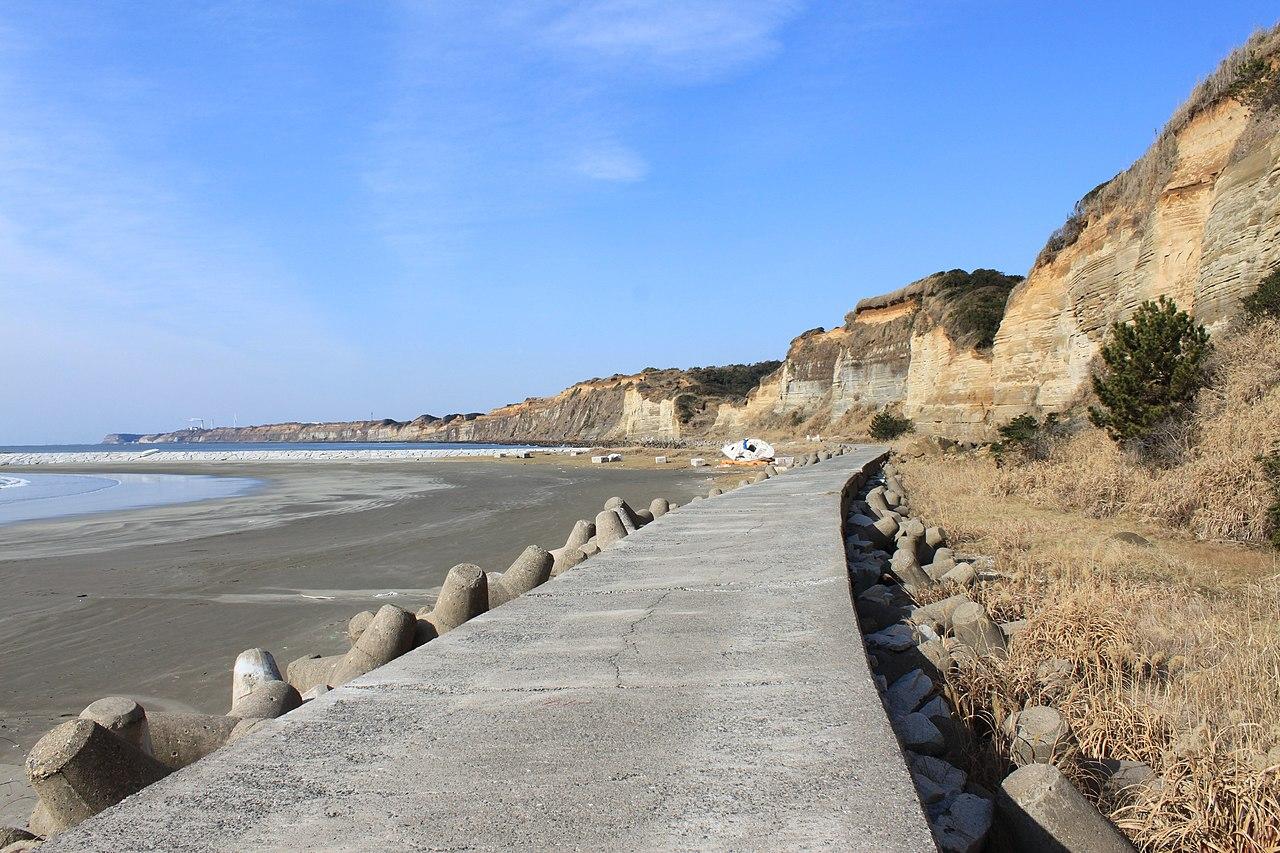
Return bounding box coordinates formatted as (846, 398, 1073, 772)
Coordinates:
(109, 364, 780, 446)
(723, 28, 1280, 441)
(109, 29, 1280, 447)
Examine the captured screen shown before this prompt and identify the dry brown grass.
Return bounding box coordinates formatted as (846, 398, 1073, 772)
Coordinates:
(994, 318, 1280, 547)
(899, 453, 1280, 851)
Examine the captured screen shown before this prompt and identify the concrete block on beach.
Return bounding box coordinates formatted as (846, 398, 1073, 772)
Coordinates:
(348, 611, 375, 645)
(689, 457, 707, 467)
(286, 654, 342, 693)
(301, 684, 330, 702)
(230, 680, 302, 719)
(613, 507, 637, 534)
(422, 564, 489, 635)
(227, 718, 271, 745)
(649, 498, 669, 519)
(231, 648, 284, 707)
(654, 455, 667, 464)
(563, 519, 595, 551)
(26, 719, 171, 833)
(330, 605, 416, 686)
(2, 838, 42, 853)
(0, 828, 36, 848)
(487, 545, 553, 607)
(79, 697, 152, 755)
(27, 803, 56, 839)
(145, 712, 240, 769)
(998, 763, 1135, 852)
(604, 497, 644, 529)
(594, 509, 629, 548)
(550, 546, 586, 578)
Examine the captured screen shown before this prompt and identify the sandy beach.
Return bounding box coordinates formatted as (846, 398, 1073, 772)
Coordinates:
(0, 456, 717, 824)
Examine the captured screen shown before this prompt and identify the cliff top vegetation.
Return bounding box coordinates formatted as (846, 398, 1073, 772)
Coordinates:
(1036, 23, 1280, 268)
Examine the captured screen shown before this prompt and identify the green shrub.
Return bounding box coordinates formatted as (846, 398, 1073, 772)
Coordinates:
(1225, 52, 1280, 111)
(993, 412, 1061, 462)
(1263, 452, 1280, 550)
(1243, 267, 1280, 321)
(685, 361, 782, 400)
(934, 269, 1025, 350)
(1089, 297, 1211, 442)
(674, 394, 698, 424)
(869, 411, 913, 441)
(996, 413, 1041, 445)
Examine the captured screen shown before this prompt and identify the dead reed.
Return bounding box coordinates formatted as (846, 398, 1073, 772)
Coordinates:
(900, 454, 1280, 851)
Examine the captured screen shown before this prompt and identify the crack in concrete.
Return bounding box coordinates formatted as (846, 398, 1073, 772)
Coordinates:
(606, 589, 674, 689)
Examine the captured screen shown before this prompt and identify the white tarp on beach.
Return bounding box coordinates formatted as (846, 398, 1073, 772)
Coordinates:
(720, 438, 775, 462)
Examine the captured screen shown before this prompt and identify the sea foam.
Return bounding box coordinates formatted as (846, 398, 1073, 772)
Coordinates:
(0, 476, 30, 489)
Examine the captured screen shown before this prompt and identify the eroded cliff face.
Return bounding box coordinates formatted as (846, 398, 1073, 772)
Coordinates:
(109, 34, 1280, 448)
(117, 372, 708, 446)
(722, 63, 1280, 441)
(985, 101, 1280, 434)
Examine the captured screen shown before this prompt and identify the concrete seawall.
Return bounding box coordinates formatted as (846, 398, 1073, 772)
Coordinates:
(47, 447, 933, 852)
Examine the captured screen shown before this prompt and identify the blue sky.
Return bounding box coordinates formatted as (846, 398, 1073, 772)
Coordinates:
(3, 1, 1277, 444)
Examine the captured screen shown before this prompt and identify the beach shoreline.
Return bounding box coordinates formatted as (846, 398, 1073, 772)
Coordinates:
(0, 457, 715, 826)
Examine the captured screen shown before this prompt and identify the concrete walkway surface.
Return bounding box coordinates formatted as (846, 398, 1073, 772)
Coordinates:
(49, 446, 934, 852)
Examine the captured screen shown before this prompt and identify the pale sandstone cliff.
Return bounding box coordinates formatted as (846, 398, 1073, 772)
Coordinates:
(110, 29, 1280, 447)
(114, 368, 759, 446)
(720, 30, 1280, 441)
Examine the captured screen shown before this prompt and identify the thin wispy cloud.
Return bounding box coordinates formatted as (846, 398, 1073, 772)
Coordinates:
(0, 5, 356, 442)
(364, 1, 806, 267)
(534, 0, 800, 78)
(576, 143, 649, 182)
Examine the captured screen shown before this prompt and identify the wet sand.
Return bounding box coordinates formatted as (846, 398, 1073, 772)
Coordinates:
(0, 457, 715, 824)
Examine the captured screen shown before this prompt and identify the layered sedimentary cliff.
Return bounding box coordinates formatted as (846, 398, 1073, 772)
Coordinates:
(111, 367, 772, 446)
(109, 29, 1280, 447)
(724, 29, 1280, 441)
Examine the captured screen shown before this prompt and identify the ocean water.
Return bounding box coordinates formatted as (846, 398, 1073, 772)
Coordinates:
(0, 472, 261, 526)
(0, 441, 549, 454)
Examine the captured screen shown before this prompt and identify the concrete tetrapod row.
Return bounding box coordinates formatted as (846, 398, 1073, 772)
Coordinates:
(8, 490, 691, 848)
(845, 460, 1136, 853)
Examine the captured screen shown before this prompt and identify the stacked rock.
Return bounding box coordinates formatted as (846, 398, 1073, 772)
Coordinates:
(845, 458, 1137, 852)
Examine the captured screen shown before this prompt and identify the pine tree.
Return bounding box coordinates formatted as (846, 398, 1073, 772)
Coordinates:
(869, 411, 913, 440)
(1089, 297, 1211, 442)
(1242, 266, 1280, 321)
